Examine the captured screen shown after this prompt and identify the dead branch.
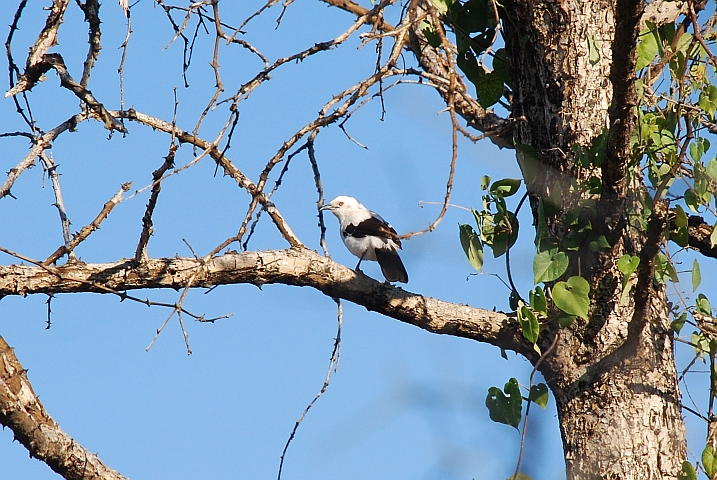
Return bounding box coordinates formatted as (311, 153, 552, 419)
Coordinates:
(43, 53, 126, 132)
(0, 248, 532, 358)
(113, 108, 302, 247)
(76, 0, 102, 88)
(0, 112, 88, 200)
(135, 144, 177, 263)
(43, 182, 132, 265)
(39, 152, 76, 262)
(0, 335, 128, 480)
(5, 0, 71, 98)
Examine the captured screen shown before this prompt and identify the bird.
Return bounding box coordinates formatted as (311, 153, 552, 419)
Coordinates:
(321, 195, 408, 283)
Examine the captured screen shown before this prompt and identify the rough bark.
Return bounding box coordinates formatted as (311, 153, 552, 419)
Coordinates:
(0, 336, 128, 480)
(1, 1, 698, 478)
(0, 248, 532, 359)
(501, 1, 687, 478)
(547, 295, 685, 479)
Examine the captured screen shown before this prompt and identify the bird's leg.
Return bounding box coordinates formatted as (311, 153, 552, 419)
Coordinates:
(354, 251, 366, 273)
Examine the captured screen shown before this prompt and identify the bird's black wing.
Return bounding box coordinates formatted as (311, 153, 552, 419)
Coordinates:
(375, 248, 408, 283)
(344, 216, 402, 248)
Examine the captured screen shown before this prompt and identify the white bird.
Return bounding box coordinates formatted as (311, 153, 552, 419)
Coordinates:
(321, 195, 408, 283)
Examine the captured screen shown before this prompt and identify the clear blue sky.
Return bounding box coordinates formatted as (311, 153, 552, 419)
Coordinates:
(1, 1, 713, 479)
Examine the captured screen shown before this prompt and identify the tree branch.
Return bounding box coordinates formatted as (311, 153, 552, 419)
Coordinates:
(669, 214, 717, 259)
(320, 0, 514, 148)
(0, 248, 531, 357)
(603, 0, 644, 199)
(0, 335, 127, 480)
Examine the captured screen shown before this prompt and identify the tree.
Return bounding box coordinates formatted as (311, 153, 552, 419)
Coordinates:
(2, 0, 717, 479)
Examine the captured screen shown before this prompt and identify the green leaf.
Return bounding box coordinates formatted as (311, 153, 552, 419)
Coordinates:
(529, 286, 547, 317)
(691, 332, 711, 357)
(429, 0, 454, 15)
(617, 254, 640, 278)
(671, 312, 687, 334)
(509, 290, 519, 311)
(702, 446, 716, 479)
(518, 304, 540, 345)
(696, 293, 712, 316)
(588, 235, 610, 252)
(692, 259, 701, 293)
(490, 178, 522, 197)
(533, 248, 569, 284)
(711, 221, 717, 248)
(492, 48, 511, 87)
(699, 84, 717, 117)
(419, 21, 441, 48)
(674, 31, 693, 55)
(559, 312, 576, 328)
(485, 378, 522, 428)
(706, 158, 717, 182)
(690, 137, 709, 164)
(677, 460, 697, 480)
(475, 69, 505, 109)
(654, 253, 679, 284)
(636, 27, 659, 71)
(481, 175, 491, 190)
(587, 33, 600, 65)
(448, 0, 494, 34)
(684, 188, 699, 213)
(552, 276, 590, 320)
(671, 205, 689, 247)
(459, 224, 484, 271)
(486, 210, 519, 258)
(528, 383, 549, 408)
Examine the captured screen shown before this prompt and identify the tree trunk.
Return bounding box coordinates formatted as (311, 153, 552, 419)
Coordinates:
(501, 1, 687, 478)
(549, 294, 686, 479)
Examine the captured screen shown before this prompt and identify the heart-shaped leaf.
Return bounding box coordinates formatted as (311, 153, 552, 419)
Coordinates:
(552, 276, 590, 320)
(529, 383, 549, 409)
(677, 461, 696, 480)
(485, 378, 522, 429)
(617, 254, 640, 277)
(533, 248, 569, 284)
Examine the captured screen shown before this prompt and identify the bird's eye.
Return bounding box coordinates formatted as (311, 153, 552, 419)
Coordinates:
(338, 202, 344, 206)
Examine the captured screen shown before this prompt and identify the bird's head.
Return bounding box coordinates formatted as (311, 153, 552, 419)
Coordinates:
(320, 195, 363, 219)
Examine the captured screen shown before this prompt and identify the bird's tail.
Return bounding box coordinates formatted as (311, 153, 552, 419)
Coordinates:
(375, 248, 408, 283)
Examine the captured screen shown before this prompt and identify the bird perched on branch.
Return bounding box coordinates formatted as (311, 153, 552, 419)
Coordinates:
(321, 195, 408, 283)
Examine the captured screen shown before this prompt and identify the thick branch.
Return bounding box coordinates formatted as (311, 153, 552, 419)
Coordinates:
(0, 335, 127, 480)
(320, 0, 514, 148)
(640, 0, 688, 29)
(5, 0, 71, 97)
(669, 214, 717, 259)
(603, 0, 644, 199)
(0, 248, 530, 357)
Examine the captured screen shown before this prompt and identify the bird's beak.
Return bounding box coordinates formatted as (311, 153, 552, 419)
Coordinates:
(319, 204, 331, 211)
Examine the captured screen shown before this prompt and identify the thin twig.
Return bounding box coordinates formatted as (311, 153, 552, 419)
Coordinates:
(277, 298, 343, 480)
(513, 333, 559, 479)
(43, 182, 132, 265)
(39, 151, 76, 262)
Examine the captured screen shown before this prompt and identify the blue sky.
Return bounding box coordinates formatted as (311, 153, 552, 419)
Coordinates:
(1, 1, 714, 479)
